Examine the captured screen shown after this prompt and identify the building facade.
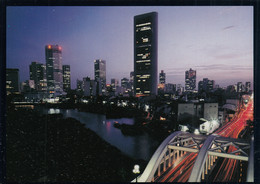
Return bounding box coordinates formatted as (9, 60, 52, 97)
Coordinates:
(134, 12, 158, 97)
(185, 68, 196, 92)
(45, 45, 63, 97)
(6, 68, 20, 94)
(198, 78, 215, 93)
(245, 82, 251, 92)
(178, 102, 218, 122)
(62, 65, 71, 92)
(159, 70, 166, 84)
(94, 59, 106, 95)
(76, 79, 83, 94)
(83, 77, 97, 96)
(29, 61, 47, 91)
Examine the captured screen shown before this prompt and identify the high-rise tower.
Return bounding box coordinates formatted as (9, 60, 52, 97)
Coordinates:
(185, 68, 196, 92)
(6, 68, 20, 94)
(45, 45, 63, 96)
(62, 65, 71, 92)
(94, 59, 106, 95)
(159, 70, 166, 84)
(134, 12, 158, 97)
(29, 61, 47, 91)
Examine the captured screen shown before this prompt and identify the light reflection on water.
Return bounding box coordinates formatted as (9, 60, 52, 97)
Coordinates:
(40, 107, 159, 161)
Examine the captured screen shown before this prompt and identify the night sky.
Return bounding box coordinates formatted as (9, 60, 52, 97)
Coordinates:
(6, 6, 253, 89)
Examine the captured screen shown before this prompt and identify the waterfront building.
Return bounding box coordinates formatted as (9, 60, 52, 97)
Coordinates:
(94, 59, 106, 95)
(134, 12, 158, 97)
(6, 68, 20, 94)
(62, 65, 71, 92)
(185, 68, 196, 92)
(29, 61, 47, 91)
(45, 45, 63, 97)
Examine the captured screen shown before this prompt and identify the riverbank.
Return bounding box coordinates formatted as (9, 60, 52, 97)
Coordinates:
(6, 108, 147, 182)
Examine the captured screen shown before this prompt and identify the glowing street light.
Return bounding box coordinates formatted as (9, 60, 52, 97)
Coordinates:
(194, 129, 200, 135)
(133, 164, 140, 183)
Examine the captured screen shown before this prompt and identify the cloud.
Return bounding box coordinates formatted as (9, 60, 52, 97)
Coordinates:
(222, 25, 235, 30)
(194, 64, 252, 71)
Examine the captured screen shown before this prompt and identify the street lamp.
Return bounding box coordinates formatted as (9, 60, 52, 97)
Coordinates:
(133, 164, 140, 183)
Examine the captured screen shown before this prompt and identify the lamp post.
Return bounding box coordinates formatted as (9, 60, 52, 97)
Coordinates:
(133, 164, 140, 183)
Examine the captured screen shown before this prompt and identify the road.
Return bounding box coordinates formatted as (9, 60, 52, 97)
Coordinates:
(154, 96, 253, 182)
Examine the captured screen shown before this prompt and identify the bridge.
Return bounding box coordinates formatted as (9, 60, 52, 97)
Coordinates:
(133, 131, 253, 182)
(132, 98, 254, 182)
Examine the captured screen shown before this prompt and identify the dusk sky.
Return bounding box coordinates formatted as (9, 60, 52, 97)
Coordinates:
(6, 6, 253, 89)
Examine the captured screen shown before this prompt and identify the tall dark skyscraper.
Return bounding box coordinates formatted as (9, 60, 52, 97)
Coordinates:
(185, 68, 196, 92)
(45, 45, 63, 96)
(134, 12, 158, 97)
(29, 61, 47, 91)
(62, 65, 71, 92)
(94, 59, 106, 95)
(6, 68, 20, 94)
(159, 70, 166, 84)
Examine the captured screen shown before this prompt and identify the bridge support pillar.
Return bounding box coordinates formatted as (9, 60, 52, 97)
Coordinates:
(205, 156, 208, 174)
(211, 155, 213, 166)
(163, 153, 166, 171)
(173, 150, 175, 164)
(168, 148, 171, 167)
(177, 150, 179, 160)
(208, 156, 211, 170)
(202, 163, 205, 180)
(158, 165, 161, 176)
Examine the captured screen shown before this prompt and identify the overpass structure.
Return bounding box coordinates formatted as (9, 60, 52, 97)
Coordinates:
(134, 131, 253, 182)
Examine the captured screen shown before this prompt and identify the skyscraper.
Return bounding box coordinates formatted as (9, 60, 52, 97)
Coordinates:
(121, 78, 129, 89)
(6, 68, 20, 94)
(111, 78, 119, 92)
(94, 59, 106, 95)
(62, 65, 71, 92)
(185, 68, 196, 92)
(198, 78, 215, 93)
(159, 70, 166, 84)
(134, 12, 158, 97)
(45, 45, 63, 96)
(29, 61, 47, 91)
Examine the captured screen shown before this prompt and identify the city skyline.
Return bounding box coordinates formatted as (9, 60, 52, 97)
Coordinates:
(7, 6, 253, 89)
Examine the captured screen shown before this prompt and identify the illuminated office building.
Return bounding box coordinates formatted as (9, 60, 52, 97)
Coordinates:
(134, 12, 158, 97)
(94, 59, 106, 95)
(159, 70, 166, 84)
(185, 68, 196, 92)
(29, 61, 47, 91)
(62, 65, 71, 92)
(6, 68, 20, 94)
(45, 44, 63, 96)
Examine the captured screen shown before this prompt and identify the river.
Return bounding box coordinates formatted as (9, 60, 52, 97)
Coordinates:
(36, 107, 160, 161)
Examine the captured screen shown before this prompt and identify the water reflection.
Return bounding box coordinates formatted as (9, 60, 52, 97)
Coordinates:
(38, 107, 160, 161)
